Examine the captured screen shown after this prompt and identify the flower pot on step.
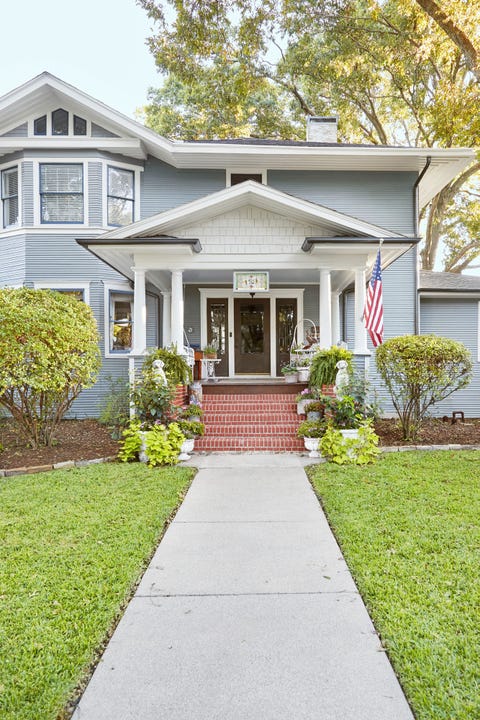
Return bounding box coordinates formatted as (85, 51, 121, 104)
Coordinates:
(178, 437, 195, 461)
(297, 367, 310, 382)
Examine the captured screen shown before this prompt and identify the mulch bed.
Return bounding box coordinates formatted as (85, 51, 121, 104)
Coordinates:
(1, 417, 480, 471)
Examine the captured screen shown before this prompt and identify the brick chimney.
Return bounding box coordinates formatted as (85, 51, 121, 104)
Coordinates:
(306, 116, 338, 143)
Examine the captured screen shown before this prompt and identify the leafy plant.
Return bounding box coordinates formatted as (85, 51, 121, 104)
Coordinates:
(322, 395, 360, 429)
(320, 421, 380, 465)
(144, 422, 185, 466)
(202, 344, 217, 357)
(297, 419, 325, 438)
(304, 401, 324, 415)
(295, 388, 318, 402)
(130, 373, 174, 428)
(142, 346, 192, 386)
(118, 418, 143, 462)
(177, 419, 205, 438)
(0, 288, 100, 448)
(99, 376, 131, 439)
(281, 364, 298, 375)
(376, 335, 473, 440)
(179, 404, 204, 419)
(309, 347, 353, 388)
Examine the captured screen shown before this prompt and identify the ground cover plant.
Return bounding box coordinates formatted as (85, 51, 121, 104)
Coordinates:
(0, 463, 194, 720)
(307, 451, 480, 720)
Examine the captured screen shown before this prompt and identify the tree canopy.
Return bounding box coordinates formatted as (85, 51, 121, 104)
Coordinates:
(138, 0, 480, 272)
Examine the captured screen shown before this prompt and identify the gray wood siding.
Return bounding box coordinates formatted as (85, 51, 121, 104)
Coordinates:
(2, 123, 28, 137)
(21, 162, 34, 225)
(268, 170, 416, 235)
(146, 292, 159, 348)
(303, 286, 319, 328)
(0, 234, 26, 285)
(420, 297, 480, 417)
(141, 158, 225, 219)
(88, 162, 103, 226)
(91, 123, 119, 138)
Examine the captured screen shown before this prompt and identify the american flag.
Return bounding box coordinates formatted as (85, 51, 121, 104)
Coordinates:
(364, 248, 384, 347)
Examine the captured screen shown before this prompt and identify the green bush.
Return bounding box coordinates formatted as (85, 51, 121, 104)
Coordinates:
(375, 335, 473, 440)
(309, 346, 353, 388)
(320, 422, 380, 465)
(0, 288, 100, 447)
(118, 419, 185, 466)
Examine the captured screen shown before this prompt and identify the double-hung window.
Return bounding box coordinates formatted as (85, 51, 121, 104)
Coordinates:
(107, 166, 134, 226)
(1, 167, 19, 228)
(40, 163, 83, 223)
(109, 291, 134, 352)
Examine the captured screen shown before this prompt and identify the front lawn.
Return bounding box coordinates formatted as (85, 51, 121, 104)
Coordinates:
(307, 451, 480, 720)
(0, 463, 194, 720)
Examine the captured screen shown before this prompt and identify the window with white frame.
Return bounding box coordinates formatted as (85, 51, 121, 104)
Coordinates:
(40, 164, 84, 223)
(107, 166, 134, 226)
(34, 282, 90, 305)
(1, 166, 18, 228)
(109, 291, 134, 352)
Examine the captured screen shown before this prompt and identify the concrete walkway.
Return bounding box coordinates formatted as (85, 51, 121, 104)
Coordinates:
(72, 455, 414, 720)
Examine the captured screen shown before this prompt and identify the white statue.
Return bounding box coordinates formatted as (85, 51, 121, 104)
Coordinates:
(151, 359, 168, 387)
(334, 360, 350, 398)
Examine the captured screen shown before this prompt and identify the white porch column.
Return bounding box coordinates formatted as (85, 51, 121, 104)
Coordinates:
(319, 269, 332, 348)
(331, 291, 341, 346)
(161, 291, 171, 347)
(132, 268, 147, 353)
(354, 268, 369, 354)
(170, 270, 184, 350)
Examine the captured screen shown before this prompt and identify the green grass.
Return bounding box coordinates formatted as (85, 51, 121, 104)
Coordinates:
(307, 451, 480, 720)
(0, 463, 194, 720)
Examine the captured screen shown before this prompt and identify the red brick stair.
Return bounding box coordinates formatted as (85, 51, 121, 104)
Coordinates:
(195, 387, 306, 452)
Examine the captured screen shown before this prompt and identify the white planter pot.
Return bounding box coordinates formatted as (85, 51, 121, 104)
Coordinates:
(339, 428, 359, 440)
(179, 437, 195, 461)
(297, 399, 308, 415)
(304, 437, 321, 458)
(284, 373, 298, 383)
(297, 367, 310, 382)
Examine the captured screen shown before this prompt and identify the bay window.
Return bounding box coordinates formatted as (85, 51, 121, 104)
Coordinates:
(1, 166, 18, 228)
(40, 164, 83, 223)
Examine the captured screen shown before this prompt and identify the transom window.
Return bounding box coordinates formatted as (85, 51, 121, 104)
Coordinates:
(1, 166, 19, 228)
(107, 166, 134, 226)
(40, 164, 84, 224)
(33, 109, 87, 136)
(110, 292, 133, 352)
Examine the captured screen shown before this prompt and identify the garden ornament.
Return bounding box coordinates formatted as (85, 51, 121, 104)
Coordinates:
(151, 359, 168, 387)
(334, 360, 350, 398)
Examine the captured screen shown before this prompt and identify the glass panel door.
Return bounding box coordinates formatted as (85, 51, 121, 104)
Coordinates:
(234, 298, 270, 373)
(206, 298, 229, 376)
(276, 299, 297, 374)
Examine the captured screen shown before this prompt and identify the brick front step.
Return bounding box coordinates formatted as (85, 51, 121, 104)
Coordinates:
(198, 389, 305, 452)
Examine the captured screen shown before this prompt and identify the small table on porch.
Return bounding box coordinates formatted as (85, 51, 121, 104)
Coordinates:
(200, 357, 221, 382)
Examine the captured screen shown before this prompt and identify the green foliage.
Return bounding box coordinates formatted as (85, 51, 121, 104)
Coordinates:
(304, 401, 324, 415)
(323, 394, 360, 429)
(309, 347, 353, 388)
(320, 421, 380, 465)
(130, 372, 174, 427)
(375, 335, 473, 440)
(144, 422, 185, 466)
(297, 419, 325, 438)
(0, 462, 194, 720)
(308, 450, 480, 718)
(281, 363, 298, 375)
(0, 288, 100, 448)
(201, 344, 217, 356)
(177, 419, 205, 438)
(179, 404, 204, 419)
(138, 0, 480, 271)
(118, 418, 143, 462)
(142, 346, 192, 387)
(99, 376, 130, 439)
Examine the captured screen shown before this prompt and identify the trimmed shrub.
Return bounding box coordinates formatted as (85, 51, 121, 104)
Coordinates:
(375, 335, 472, 440)
(0, 288, 100, 447)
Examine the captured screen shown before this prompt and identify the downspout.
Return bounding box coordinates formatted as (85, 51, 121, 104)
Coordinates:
(413, 156, 431, 334)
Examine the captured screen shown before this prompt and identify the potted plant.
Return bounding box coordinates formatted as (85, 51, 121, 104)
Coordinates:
(304, 400, 324, 421)
(177, 419, 205, 459)
(297, 419, 325, 457)
(202, 344, 217, 359)
(281, 363, 298, 383)
(179, 404, 204, 422)
(296, 356, 311, 383)
(295, 388, 318, 415)
(309, 347, 353, 393)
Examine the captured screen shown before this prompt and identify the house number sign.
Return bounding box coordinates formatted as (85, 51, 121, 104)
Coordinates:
(233, 271, 270, 292)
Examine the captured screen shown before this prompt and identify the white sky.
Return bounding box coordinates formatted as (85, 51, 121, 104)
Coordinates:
(0, 0, 161, 118)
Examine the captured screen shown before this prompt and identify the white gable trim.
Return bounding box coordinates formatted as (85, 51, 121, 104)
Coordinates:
(100, 180, 399, 240)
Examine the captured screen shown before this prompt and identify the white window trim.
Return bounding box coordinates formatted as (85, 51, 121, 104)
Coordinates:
(27, 110, 92, 138)
(226, 168, 267, 187)
(33, 158, 89, 227)
(101, 159, 142, 226)
(104, 282, 134, 358)
(0, 160, 21, 230)
(199, 287, 304, 377)
(33, 282, 91, 306)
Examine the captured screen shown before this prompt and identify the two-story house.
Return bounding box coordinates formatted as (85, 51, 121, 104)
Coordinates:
(1, 72, 478, 421)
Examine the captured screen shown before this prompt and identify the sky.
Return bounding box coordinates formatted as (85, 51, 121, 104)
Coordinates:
(0, 0, 161, 118)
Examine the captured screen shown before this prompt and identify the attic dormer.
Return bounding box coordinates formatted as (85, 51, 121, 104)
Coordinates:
(29, 107, 118, 139)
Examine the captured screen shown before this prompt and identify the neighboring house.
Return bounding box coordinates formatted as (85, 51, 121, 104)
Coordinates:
(0, 72, 477, 416)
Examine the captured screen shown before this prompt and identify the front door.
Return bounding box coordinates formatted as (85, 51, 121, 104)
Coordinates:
(234, 298, 270, 373)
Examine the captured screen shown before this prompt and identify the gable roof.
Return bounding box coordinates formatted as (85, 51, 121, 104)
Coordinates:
(0, 72, 474, 208)
(98, 179, 401, 240)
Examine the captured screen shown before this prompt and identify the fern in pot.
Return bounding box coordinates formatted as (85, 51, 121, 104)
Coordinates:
(309, 347, 353, 392)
